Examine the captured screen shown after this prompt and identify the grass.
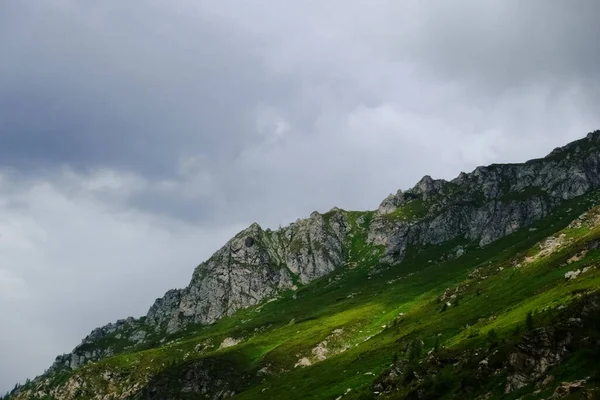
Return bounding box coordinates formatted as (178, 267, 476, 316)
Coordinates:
(500, 186, 547, 202)
(11, 189, 600, 400)
(382, 199, 430, 222)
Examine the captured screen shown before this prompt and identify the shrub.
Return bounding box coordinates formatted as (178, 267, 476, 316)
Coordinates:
(487, 328, 498, 343)
(526, 311, 534, 331)
(407, 339, 422, 361)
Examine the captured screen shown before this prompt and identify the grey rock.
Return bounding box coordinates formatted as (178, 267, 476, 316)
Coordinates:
(378, 190, 405, 215)
(505, 293, 600, 393)
(147, 210, 350, 332)
(46, 316, 142, 373)
(368, 131, 600, 263)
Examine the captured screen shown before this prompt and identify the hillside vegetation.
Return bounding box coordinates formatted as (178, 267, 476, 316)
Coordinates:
(7, 132, 600, 400)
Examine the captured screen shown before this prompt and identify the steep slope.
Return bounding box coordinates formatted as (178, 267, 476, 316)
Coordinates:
(146, 211, 351, 333)
(146, 129, 600, 337)
(7, 131, 600, 400)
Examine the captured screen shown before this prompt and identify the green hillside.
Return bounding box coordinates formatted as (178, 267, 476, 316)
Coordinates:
(7, 133, 600, 400)
(8, 190, 600, 399)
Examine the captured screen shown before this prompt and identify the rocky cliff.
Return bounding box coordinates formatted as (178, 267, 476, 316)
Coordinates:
(46, 130, 600, 375)
(369, 130, 600, 262)
(146, 209, 351, 333)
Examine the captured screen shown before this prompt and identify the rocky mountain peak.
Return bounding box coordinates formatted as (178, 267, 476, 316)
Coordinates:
(406, 174, 448, 200)
(378, 175, 450, 215)
(38, 131, 600, 378)
(142, 131, 600, 336)
(535, 129, 600, 163)
(377, 190, 404, 215)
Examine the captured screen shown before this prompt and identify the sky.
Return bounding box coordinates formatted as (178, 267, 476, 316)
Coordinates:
(1, 0, 600, 392)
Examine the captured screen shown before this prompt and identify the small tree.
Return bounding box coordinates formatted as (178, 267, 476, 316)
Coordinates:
(525, 311, 534, 331)
(513, 324, 522, 336)
(487, 328, 498, 343)
(408, 339, 423, 361)
(434, 336, 440, 352)
(392, 352, 398, 364)
(440, 302, 448, 313)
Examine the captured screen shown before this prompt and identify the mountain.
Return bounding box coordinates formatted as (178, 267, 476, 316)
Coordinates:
(7, 131, 600, 400)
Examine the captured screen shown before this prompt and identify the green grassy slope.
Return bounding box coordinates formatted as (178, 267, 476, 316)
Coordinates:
(11, 188, 600, 400)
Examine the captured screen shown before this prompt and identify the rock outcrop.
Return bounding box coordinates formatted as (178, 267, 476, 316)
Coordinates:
(505, 294, 600, 393)
(47, 317, 149, 375)
(369, 130, 600, 263)
(146, 211, 350, 333)
(373, 293, 600, 398)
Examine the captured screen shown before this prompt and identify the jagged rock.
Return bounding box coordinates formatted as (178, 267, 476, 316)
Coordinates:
(219, 337, 241, 349)
(550, 379, 588, 398)
(505, 294, 600, 393)
(147, 211, 350, 333)
(378, 190, 405, 215)
(565, 269, 582, 280)
(130, 330, 147, 344)
(505, 326, 573, 393)
(46, 317, 141, 374)
(410, 175, 448, 200)
(368, 131, 600, 263)
(294, 357, 312, 368)
(146, 223, 293, 332)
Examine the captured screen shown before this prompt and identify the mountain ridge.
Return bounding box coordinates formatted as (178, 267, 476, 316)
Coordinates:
(43, 130, 600, 374)
(9, 130, 600, 400)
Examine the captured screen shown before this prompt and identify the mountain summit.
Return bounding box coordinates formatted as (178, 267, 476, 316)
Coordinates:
(8, 131, 600, 400)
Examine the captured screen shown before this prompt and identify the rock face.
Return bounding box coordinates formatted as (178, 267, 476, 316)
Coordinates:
(504, 325, 574, 393)
(145, 131, 600, 336)
(369, 130, 600, 263)
(47, 317, 148, 374)
(372, 293, 600, 398)
(146, 212, 350, 333)
(49, 130, 600, 372)
(505, 294, 600, 393)
(131, 359, 240, 400)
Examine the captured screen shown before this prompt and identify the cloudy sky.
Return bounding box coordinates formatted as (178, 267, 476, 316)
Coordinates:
(1, 0, 599, 392)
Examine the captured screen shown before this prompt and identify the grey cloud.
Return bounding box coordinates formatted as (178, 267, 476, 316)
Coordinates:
(0, 1, 291, 175)
(1, 1, 598, 186)
(1, 0, 600, 393)
(402, 0, 600, 93)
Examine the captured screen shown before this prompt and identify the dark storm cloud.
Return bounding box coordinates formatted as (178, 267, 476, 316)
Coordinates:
(1, 0, 600, 393)
(1, 1, 598, 181)
(0, 1, 292, 176)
